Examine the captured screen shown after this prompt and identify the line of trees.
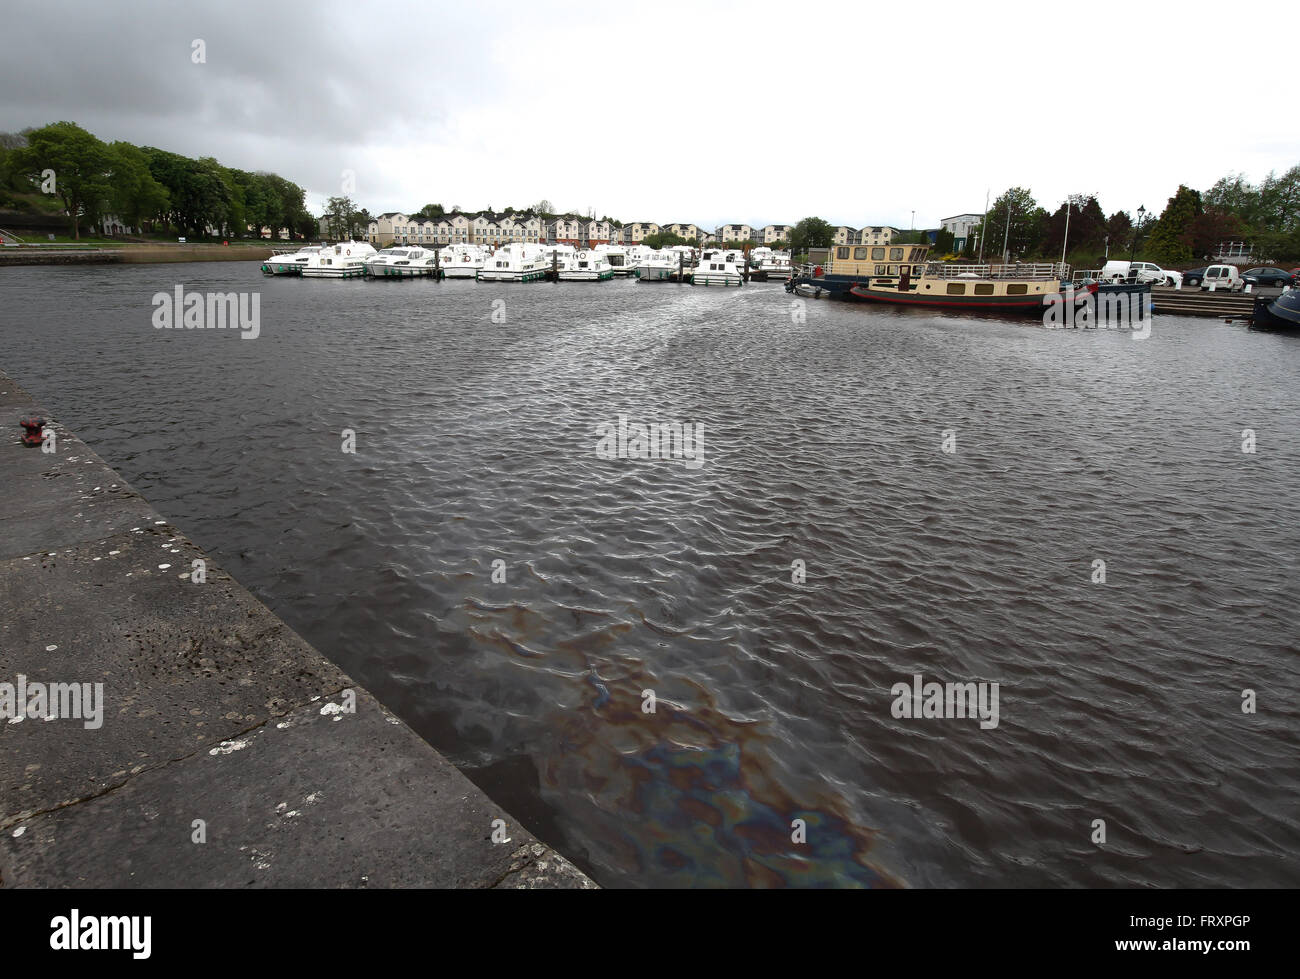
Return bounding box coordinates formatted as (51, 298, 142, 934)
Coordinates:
(0, 121, 315, 240)
(965, 167, 1300, 266)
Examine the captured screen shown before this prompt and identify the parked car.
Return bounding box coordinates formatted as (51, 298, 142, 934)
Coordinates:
(1241, 267, 1296, 288)
(1133, 261, 1182, 287)
(1183, 266, 1208, 287)
(1200, 265, 1243, 291)
(1099, 260, 1182, 287)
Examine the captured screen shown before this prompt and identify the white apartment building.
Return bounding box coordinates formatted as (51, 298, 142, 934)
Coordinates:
(716, 224, 754, 243)
(548, 217, 582, 245)
(580, 220, 614, 246)
(621, 222, 659, 244)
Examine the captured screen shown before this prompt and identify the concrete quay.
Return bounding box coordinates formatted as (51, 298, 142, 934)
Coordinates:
(0, 368, 593, 888)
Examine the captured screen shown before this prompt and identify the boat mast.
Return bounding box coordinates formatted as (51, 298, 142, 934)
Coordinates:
(978, 189, 989, 263)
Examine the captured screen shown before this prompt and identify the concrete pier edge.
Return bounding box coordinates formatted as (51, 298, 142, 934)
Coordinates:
(0, 367, 594, 888)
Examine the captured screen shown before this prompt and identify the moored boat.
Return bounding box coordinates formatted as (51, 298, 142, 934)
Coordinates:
(751, 246, 793, 281)
(637, 249, 678, 282)
(439, 244, 488, 279)
(478, 243, 551, 282)
(847, 261, 1084, 312)
(1250, 288, 1300, 329)
(364, 246, 438, 278)
(558, 249, 614, 281)
(261, 245, 323, 275)
(791, 243, 1097, 314)
(692, 248, 744, 287)
(301, 241, 376, 279)
(600, 245, 639, 277)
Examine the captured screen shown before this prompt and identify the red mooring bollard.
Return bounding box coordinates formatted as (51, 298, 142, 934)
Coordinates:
(19, 415, 46, 448)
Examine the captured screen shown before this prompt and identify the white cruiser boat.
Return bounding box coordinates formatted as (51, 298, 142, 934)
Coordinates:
(599, 244, 639, 277)
(693, 248, 744, 287)
(750, 246, 793, 281)
(559, 249, 614, 281)
(261, 245, 323, 275)
(364, 246, 438, 278)
(542, 244, 578, 272)
(478, 243, 551, 282)
(628, 244, 654, 267)
(438, 244, 488, 279)
(301, 241, 376, 278)
(637, 249, 679, 282)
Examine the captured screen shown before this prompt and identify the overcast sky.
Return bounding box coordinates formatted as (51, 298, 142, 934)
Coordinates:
(4, 0, 1296, 229)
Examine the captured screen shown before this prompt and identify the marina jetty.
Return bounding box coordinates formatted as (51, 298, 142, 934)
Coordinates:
(0, 368, 593, 888)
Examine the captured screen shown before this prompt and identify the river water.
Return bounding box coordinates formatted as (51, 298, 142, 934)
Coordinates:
(2, 261, 1297, 887)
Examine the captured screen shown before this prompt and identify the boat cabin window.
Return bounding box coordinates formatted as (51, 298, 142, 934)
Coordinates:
(853, 247, 867, 260)
(888, 266, 898, 275)
(837, 247, 850, 259)
(875, 265, 886, 275)
(872, 248, 884, 260)
(974, 284, 994, 295)
(1006, 284, 1028, 295)
(947, 282, 966, 295)
(890, 248, 904, 261)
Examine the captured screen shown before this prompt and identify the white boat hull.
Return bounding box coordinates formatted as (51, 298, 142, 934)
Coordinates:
(478, 268, 549, 282)
(558, 270, 613, 281)
(693, 271, 744, 286)
(302, 265, 367, 278)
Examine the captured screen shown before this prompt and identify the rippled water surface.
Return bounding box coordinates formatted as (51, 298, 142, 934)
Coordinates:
(3, 261, 1298, 887)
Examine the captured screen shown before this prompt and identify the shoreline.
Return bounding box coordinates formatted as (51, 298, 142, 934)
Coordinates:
(0, 367, 594, 888)
(0, 245, 272, 266)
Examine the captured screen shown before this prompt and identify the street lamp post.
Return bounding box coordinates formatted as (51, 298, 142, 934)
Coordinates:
(1129, 204, 1146, 265)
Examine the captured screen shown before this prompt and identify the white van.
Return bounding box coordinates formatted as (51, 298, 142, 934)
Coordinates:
(1200, 265, 1242, 292)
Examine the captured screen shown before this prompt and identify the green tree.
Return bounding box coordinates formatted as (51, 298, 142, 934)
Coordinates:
(790, 216, 834, 253)
(1202, 173, 1262, 227)
(1258, 165, 1300, 232)
(973, 187, 1044, 260)
(1146, 185, 1201, 264)
(324, 196, 358, 240)
(642, 231, 690, 249)
(16, 121, 111, 238)
(1184, 206, 1245, 261)
(1042, 195, 1107, 260)
(105, 141, 169, 232)
(932, 227, 955, 254)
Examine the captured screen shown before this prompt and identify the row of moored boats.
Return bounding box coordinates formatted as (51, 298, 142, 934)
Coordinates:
(261, 242, 793, 285)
